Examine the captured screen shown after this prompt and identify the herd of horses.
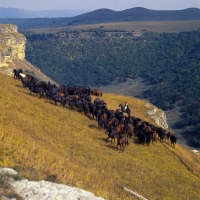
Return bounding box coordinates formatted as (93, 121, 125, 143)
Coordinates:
(13, 68, 177, 152)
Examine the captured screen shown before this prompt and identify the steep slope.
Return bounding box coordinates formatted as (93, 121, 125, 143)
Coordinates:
(0, 72, 200, 199)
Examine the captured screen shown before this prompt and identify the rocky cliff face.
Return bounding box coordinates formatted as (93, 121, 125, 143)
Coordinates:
(145, 102, 168, 129)
(0, 24, 26, 74)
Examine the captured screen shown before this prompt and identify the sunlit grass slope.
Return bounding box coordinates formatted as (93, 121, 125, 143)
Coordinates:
(1, 72, 200, 200)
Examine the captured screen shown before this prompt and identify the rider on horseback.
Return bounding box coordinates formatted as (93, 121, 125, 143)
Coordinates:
(124, 102, 129, 112)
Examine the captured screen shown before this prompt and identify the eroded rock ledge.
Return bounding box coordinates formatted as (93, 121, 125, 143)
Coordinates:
(0, 24, 26, 73)
(145, 103, 168, 130)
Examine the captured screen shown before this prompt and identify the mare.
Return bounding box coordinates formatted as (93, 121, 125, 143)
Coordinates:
(156, 127, 166, 143)
(105, 127, 120, 144)
(13, 69, 23, 79)
(20, 75, 38, 88)
(116, 124, 125, 134)
(116, 135, 128, 152)
(52, 94, 66, 107)
(167, 132, 177, 148)
(118, 104, 131, 117)
(28, 84, 43, 97)
(152, 131, 158, 144)
(83, 101, 90, 114)
(98, 117, 107, 130)
(91, 89, 103, 96)
(125, 124, 134, 138)
(170, 134, 177, 148)
(106, 117, 119, 129)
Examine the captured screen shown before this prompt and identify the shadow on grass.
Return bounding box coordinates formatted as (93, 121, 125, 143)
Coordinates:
(106, 144, 118, 150)
(88, 124, 99, 129)
(15, 84, 23, 88)
(97, 137, 118, 150)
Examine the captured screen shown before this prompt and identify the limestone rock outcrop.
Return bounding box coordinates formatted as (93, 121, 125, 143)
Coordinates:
(145, 102, 168, 130)
(0, 24, 26, 73)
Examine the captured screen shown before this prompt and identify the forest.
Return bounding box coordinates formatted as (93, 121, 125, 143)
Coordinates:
(23, 29, 200, 146)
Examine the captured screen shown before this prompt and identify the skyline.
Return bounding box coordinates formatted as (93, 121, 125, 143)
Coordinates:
(0, 0, 200, 11)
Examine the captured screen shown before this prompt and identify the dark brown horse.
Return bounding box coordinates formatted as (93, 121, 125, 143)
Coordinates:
(106, 117, 119, 129)
(125, 124, 134, 138)
(152, 131, 158, 144)
(116, 135, 128, 152)
(116, 124, 125, 134)
(91, 89, 103, 96)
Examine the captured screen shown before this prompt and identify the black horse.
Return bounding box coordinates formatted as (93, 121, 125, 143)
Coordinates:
(118, 104, 131, 116)
(13, 69, 23, 79)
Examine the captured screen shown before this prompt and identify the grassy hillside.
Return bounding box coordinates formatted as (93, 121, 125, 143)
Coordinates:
(1, 72, 200, 199)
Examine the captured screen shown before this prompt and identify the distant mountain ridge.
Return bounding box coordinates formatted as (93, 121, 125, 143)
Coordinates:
(63, 7, 200, 24)
(0, 7, 89, 18)
(0, 7, 200, 30)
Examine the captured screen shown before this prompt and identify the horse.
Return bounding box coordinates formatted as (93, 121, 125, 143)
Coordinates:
(156, 127, 166, 143)
(28, 84, 44, 97)
(167, 132, 177, 148)
(118, 104, 131, 117)
(125, 124, 134, 138)
(20, 75, 38, 88)
(82, 101, 90, 114)
(91, 89, 103, 96)
(106, 117, 119, 129)
(52, 94, 66, 107)
(137, 130, 147, 145)
(98, 116, 107, 130)
(105, 127, 120, 144)
(116, 135, 128, 152)
(116, 124, 125, 134)
(13, 68, 23, 79)
(170, 134, 177, 148)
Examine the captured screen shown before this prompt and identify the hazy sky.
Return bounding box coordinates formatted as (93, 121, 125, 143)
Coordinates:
(0, 0, 200, 11)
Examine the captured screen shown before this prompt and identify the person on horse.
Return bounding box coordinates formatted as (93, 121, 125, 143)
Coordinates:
(124, 102, 128, 112)
(124, 102, 131, 116)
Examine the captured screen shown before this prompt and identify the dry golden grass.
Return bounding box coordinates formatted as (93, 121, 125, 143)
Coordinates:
(1, 72, 200, 200)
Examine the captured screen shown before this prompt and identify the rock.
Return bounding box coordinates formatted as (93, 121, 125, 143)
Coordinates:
(145, 103, 168, 129)
(0, 168, 18, 175)
(192, 150, 200, 154)
(0, 168, 105, 200)
(0, 24, 26, 70)
(11, 179, 105, 200)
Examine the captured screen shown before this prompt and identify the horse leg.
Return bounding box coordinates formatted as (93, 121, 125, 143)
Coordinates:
(122, 144, 125, 152)
(106, 136, 110, 143)
(111, 137, 115, 144)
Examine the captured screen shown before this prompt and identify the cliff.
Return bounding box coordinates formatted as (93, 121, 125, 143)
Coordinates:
(0, 24, 58, 85)
(145, 102, 168, 129)
(0, 24, 26, 73)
